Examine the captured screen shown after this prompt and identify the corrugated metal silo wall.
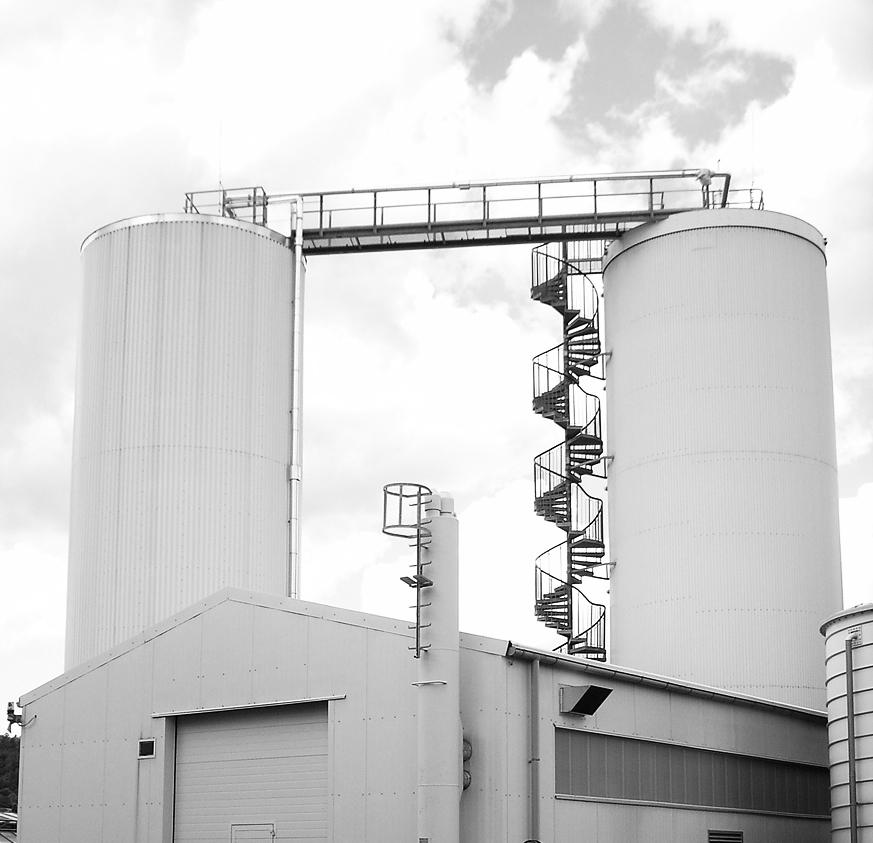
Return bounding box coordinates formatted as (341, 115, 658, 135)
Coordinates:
(65, 216, 295, 669)
(822, 606, 873, 842)
(604, 209, 842, 710)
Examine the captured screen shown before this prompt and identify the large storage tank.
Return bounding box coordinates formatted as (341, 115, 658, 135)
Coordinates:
(821, 604, 873, 842)
(604, 209, 842, 710)
(66, 215, 298, 668)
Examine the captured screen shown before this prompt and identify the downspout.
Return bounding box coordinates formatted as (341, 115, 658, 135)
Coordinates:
(846, 632, 860, 843)
(529, 658, 541, 843)
(288, 198, 305, 598)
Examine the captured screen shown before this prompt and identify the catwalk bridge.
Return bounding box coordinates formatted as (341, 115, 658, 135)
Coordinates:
(184, 169, 761, 257)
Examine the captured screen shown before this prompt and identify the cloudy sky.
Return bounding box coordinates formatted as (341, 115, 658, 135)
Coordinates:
(2, 0, 871, 711)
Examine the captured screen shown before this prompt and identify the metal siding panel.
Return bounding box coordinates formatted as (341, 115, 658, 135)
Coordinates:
(605, 212, 841, 710)
(199, 600, 256, 710)
(67, 217, 294, 669)
(505, 652, 531, 836)
(174, 704, 328, 843)
(305, 615, 369, 699)
(250, 608, 311, 704)
(104, 637, 156, 740)
(557, 792, 829, 843)
(362, 628, 417, 842)
(458, 646, 513, 843)
(668, 696, 712, 748)
(152, 613, 205, 716)
(591, 800, 642, 843)
(325, 623, 369, 841)
(17, 688, 67, 843)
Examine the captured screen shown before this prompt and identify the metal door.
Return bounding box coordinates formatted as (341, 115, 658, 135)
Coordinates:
(174, 703, 328, 842)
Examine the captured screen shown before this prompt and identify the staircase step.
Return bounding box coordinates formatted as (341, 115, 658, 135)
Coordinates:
(569, 642, 606, 658)
(570, 535, 604, 548)
(570, 550, 605, 563)
(531, 279, 567, 307)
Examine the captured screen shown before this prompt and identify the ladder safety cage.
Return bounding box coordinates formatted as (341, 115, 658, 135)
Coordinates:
(382, 482, 434, 659)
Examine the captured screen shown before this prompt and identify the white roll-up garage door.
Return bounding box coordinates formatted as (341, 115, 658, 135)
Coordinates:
(174, 703, 328, 842)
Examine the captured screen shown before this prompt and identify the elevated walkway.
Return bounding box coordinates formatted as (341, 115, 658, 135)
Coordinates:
(184, 170, 757, 256)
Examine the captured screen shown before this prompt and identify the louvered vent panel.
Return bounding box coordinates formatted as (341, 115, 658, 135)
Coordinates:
(708, 831, 743, 843)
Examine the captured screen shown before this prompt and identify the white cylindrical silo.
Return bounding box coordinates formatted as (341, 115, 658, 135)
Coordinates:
(604, 209, 842, 710)
(821, 605, 873, 842)
(66, 214, 297, 668)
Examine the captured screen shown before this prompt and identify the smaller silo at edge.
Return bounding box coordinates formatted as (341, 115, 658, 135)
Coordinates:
(821, 604, 873, 843)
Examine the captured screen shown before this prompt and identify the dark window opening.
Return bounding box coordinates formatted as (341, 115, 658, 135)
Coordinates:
(138, 739, 156, 759)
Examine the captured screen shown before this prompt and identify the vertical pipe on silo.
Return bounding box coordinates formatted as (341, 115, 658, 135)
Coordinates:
(288, 198, 306, 598)
(846, 635, 859, 843)
(416, 493, 461, 843)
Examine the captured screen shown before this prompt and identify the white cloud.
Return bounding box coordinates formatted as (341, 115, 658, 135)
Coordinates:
(0, 537, 67, 703)
(833, 341, 873, 464)
(840, 483, 873, 606)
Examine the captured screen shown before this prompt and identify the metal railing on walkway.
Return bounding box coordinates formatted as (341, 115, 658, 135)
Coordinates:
(184, 170, 760, 255)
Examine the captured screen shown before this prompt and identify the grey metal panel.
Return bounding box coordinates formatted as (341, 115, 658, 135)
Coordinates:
(458, 646, 515, 843)
(104, 636, 156, 740)
(173, 704, 328, 843)
(199, 600, 256, 709)
(151, 612, 205, 716)
(17, 688, 67, 842)
(250, 607, 311, 704)
(327, 624, 373, 839)
(67, 216, 294, 669)
(605, 210, 842, 710)
(360, 628, 418, 842)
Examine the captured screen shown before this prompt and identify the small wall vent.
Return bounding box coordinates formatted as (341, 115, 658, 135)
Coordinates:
(138, 739, 156, 759)
(559, 684, 612, 716)
(708, 831, 743, 843)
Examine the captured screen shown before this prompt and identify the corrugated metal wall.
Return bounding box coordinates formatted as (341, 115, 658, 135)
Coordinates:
(604, 210, 842, 710)
(822, 605, 873, 842)
(65, 216, 295, 669)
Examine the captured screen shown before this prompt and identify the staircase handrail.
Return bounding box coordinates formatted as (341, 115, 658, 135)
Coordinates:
(571, 586, 607, 651)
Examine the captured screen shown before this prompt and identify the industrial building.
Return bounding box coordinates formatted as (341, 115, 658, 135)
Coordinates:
(13, 172, 868, 842)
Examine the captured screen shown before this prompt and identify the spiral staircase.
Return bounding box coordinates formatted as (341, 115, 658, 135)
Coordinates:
(532, 240, 609, 659)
